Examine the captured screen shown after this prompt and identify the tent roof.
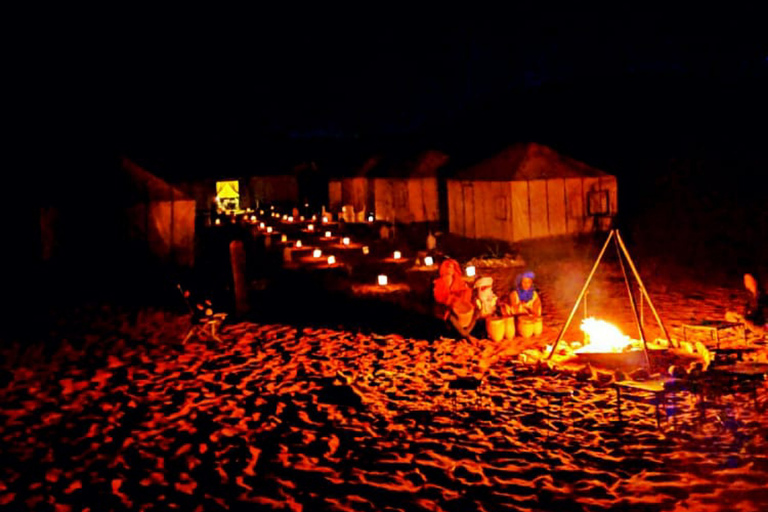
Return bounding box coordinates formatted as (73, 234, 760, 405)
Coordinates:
(336, 149, 450, 179)
(119, 157, 190, 203)
(450, 142, 612, 181)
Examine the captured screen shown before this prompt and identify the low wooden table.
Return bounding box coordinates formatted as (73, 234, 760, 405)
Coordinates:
(613, 378, 683, 428)
(682, 320, 746, 350)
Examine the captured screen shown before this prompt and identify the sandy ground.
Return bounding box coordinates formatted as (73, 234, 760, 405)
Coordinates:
(2, 249, 768, 512)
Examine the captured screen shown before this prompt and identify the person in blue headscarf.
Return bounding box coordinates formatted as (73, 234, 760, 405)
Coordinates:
(509, 270, 542, 317)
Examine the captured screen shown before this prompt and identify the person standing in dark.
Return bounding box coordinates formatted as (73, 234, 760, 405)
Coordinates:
(726, 273, 768, 338)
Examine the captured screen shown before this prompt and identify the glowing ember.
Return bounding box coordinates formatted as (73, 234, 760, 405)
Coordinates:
(466, 265, 475, 277)
(327, 255, 336, 265)
(342, 237, 350, 245)
(576, 318, 635, 353)
(378, 275, 388, 286)
(313, 249, 322, 258)
(424, 256, 434, 266)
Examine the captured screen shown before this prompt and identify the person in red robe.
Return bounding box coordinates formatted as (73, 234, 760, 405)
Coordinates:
(433, 258, 478, 339)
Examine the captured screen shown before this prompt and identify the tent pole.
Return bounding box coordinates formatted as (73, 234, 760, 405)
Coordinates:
(615, 231, 677, 348)
(613, 233, 651, 369)
(547, 229, 615, 360)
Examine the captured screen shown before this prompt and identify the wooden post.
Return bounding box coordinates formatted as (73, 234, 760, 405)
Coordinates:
(230, 240, 249, 317)
(547, 230, 615, 360)
(615, 231, 676, 348)
(613, 234, 651, 369)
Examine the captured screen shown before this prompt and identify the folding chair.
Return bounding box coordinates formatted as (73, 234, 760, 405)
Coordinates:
(177, 284, 228, 344)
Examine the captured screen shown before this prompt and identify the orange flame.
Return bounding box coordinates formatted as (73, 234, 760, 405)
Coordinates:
(575, 317, 634, 353)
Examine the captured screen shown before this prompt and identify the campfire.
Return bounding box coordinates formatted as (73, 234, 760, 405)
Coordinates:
(575, 318, 637, 354)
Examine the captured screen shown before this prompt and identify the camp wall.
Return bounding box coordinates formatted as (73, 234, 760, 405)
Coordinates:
(328, 180, 342, 211)
(249, 175, 299, 204)
(126, 198, 196, 266)
(465, 181, 514, 241)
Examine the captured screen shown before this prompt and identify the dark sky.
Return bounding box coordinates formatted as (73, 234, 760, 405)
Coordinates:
(21, 5, 768, 175)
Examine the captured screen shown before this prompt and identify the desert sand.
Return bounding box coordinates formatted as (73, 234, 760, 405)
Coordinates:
(1, 250, 767, 512)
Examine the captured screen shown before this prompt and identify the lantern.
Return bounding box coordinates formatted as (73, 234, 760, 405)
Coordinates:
(295, 240, 302, 248)
(466, 265, 476, 277)
(266, 226, 273, 233)
(259, 222, 265, 229)
(313, 249, 322, 258)
(322, 216, 328, 223)
(281, 234, 287, 242)
(424, 256, 434, 266)
(215, 218, 221, 226)
(250, 215, 256, 222)
(342, 237, 350, 245)
(327, 255, 336, 265)
(307, 224, 314, 232)
(393, 251, 401, 260)
(270, 205, 274, 210)
(368, 213, 374, 222)
(288, 216, 294, 222)
(362, 246, 369, 255)
(325, 231, 331, 238)
(378, 275, 388, 286)
(300, 215, 305, 221)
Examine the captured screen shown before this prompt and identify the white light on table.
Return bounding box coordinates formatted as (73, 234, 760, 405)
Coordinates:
(362, 246, 369, 255)
(393, 251, 401, 260)
(313, 249, 322, 258)
(288, 216, 293, 222)
(342, 237, 350, 245)
(259, 222, 265, 229)
(250, 215, 256, 222)
(325, 231, 331, 238)
(378, 275, 388, 286)
(327, 255, 336, 265)
(424, 256, 434, 266)
(295, 240, 302, 248)
(466, 265, 476, 277)
(266, 226, 273, 233)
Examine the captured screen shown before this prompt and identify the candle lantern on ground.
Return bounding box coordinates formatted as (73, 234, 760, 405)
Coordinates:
(342, 237, 350, 245)
(466, 265, 476, 277)
(424, 256, 434, 266)
(327, 255, 336, 265)
(313, 249, 322, 258)
(378, 275, 388, 286)
(393, 251, 401, 260)
(362, 246, 369, 255)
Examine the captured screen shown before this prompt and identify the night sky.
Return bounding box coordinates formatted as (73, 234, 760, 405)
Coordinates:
(21, 5, 766, 178)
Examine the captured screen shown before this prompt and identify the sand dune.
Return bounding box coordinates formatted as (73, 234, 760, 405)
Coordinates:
(1, 258, 767, 511)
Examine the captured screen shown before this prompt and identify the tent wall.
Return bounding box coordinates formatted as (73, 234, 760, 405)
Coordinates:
(372, 177, 439, 223)
(328, 180, 342, 211)
(510, 181, 531, 241)
(448, 175, 618, 243)
(249, 175, 299, 204)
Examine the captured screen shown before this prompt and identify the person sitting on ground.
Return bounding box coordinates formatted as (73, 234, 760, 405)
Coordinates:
(433, 258, 479, 340)
(726, 273, 767, 338)
(508, 270, 542, 318)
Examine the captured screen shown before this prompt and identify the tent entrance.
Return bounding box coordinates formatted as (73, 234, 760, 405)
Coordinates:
(216, 180, 240, 211)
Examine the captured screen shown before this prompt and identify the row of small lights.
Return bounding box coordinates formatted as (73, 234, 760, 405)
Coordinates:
(214, 204, 476, 286)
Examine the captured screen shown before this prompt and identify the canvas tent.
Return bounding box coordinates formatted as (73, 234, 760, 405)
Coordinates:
(40, 157, 196, 267)
(328, 150, 449, 223)
(447, 143, 617, 242)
